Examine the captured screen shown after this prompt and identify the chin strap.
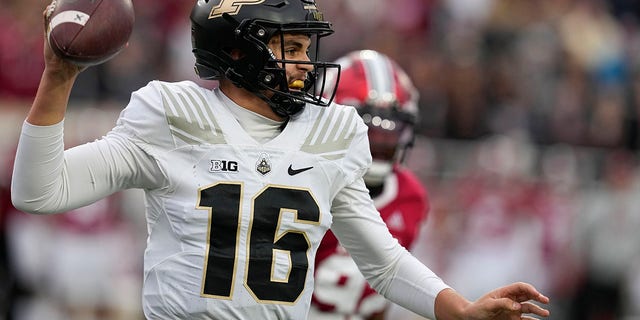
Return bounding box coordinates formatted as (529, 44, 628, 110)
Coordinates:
(269, 92, 306, 117)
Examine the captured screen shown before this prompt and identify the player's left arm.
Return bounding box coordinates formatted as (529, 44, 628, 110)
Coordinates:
(327, 107, 447, 319)
(330, 179, 449, 319)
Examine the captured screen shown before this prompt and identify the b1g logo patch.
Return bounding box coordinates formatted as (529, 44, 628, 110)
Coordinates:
(209, 0, 265, 19)
(210, 160, 239, 173)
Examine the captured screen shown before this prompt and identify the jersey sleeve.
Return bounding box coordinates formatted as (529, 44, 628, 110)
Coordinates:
(11, 82, 169, 215)
(329, 126, 449, 319)
(330, 179, 449, 319)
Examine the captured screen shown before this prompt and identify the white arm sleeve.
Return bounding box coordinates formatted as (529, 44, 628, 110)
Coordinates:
(11, 120, 163, 214)
(330, 178, 450, 319)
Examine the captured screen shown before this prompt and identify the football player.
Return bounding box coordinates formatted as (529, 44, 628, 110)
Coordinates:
(12, 0, 550, 319)
(310, 50, 429, 320)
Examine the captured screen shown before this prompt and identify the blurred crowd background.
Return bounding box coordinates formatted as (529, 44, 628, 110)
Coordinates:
(2, 0, 640, 319)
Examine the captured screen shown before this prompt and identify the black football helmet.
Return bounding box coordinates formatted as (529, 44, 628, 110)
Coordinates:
(190, 0, 340, 117)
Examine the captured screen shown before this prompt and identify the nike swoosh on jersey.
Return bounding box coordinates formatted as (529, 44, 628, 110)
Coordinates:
(288, 165, 313, 176)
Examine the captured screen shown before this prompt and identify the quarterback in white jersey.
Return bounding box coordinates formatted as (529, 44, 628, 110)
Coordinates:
(113, 80, 387, 318)
(12, 0, 550, 319)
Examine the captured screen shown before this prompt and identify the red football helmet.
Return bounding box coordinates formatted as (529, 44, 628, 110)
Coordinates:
(323, 50, 419, 185)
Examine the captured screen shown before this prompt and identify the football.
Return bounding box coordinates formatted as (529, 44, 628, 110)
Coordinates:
(46, 0, 135, 67)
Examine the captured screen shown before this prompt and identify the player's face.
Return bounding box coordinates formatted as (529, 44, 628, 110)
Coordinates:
(268, 34, 314, 91)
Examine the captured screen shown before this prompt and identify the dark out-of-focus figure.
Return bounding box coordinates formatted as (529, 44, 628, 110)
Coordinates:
(570, 149, 640, 319)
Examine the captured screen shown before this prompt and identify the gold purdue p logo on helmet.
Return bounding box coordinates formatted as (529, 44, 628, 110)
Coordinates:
(209, 0, 266, 19)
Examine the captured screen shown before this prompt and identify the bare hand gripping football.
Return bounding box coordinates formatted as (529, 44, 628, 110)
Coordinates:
(46, 0, 134, 67)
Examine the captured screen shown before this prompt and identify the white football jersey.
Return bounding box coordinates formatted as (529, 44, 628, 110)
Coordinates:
(13, 80, 449, 320)
(111, 80, 371, 319)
